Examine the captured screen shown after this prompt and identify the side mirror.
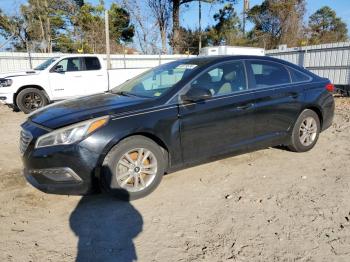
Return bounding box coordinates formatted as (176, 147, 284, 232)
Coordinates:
(181, 87, 212, 103)
(54, 65, 64, 73)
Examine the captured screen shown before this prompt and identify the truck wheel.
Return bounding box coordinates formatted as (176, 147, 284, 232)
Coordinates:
(101, 136, 166, 200)
(16, 88, 49, 114)
(288, 109, 321, 152)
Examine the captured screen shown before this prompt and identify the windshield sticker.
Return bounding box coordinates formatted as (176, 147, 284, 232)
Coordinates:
(154, 92, 162, 97)
(177, 64, 197, 69)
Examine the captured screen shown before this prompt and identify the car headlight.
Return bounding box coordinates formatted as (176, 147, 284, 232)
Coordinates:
(0, 78, 13, 87)
(35, 116, 109, 148)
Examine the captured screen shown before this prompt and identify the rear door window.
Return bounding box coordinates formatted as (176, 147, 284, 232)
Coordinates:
(249, 60, 291, 88)
(84, 57, 101, 70)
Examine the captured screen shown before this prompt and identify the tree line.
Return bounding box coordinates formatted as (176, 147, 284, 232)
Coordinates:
(0, 0, 348, 54)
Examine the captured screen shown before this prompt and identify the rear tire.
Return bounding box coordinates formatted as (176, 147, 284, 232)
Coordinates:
(16, 88, 49, 114)
(101, 136, 166, 200)
(287, 109, 321, 152)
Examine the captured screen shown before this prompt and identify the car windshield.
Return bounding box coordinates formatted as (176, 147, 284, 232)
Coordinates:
(34, 57, 59, 70)
(111, 60, 200, 98)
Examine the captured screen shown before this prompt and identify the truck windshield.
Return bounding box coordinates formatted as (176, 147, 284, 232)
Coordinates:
(34, 57, 59, 70)
(111, 61, 199, 98)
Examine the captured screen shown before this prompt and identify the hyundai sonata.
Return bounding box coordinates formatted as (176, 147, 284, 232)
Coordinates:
(20, 56, 335, 199)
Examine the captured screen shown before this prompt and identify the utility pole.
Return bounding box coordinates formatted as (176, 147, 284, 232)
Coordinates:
(198, 0, 202, 51)
(26, 41, 33, 69)
(105, 10, 111, 70)
(243, 0, 249, 35)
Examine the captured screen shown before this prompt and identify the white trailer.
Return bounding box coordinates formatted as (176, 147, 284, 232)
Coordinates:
(199, 46, 265, 56)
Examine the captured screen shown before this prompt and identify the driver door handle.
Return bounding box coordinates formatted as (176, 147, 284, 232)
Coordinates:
(236, 103, 254, 110)
(289, 92, 299, 99)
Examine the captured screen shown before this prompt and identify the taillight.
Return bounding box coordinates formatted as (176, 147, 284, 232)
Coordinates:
(325, 83, 335, 92)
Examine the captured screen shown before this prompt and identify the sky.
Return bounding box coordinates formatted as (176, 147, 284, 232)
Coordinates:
(2, 0, 350, 29)
(1, 0, 350, 49)
(180, 0, 350, 32)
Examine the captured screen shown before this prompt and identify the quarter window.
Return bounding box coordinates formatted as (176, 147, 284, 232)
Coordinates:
(249, 61, 291, 88)
(288, 67, 311, 83)
(190, 61, 247, 96)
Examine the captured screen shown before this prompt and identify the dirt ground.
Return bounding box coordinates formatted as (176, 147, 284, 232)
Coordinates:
(0, 97, 349, 262)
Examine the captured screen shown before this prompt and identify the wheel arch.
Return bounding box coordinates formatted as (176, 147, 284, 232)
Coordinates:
(289, 105, 324, 135)
(304, 105, 323, 129)
(130, 132, 170, 154)
(99, 132, 171, 174)
(13, 85, 50, 107)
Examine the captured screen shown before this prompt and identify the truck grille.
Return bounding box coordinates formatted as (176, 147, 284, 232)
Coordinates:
(20, 129, 33, 155)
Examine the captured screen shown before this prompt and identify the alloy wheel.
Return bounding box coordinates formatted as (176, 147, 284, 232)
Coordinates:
(299, 116, 318, 146)
(23, 92, 43, 110)
(116, 148, 158, 192)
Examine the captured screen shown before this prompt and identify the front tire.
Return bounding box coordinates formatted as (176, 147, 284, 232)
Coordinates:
(101, 136, 166, 200)
(16, 88, 49, 114)
(288, 109, 321, 152)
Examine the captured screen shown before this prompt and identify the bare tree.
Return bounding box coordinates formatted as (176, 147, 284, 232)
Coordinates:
(122, 0, 159, 54)
(147, 0, 171, 54)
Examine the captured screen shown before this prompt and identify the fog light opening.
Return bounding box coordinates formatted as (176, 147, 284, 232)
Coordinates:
(29, 168, 82, 182)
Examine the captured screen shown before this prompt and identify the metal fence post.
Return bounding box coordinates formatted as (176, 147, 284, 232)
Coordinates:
(105, 10, 111, 70)
(304, 47, 308, 68)
(123, 45, 127, 69)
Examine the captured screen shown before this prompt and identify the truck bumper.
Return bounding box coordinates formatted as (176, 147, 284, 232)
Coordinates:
(0, 92, 14, 105)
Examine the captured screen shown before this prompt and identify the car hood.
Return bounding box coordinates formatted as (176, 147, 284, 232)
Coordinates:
(0, 70, 39, 79)
(29, 92, 151, 129)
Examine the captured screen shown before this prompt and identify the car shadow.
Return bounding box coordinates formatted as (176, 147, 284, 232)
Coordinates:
(69, 193, 143, 262)
(273, 145, 291, 151)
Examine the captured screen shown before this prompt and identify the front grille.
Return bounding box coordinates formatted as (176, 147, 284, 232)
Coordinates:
(20, 129, 33, 155)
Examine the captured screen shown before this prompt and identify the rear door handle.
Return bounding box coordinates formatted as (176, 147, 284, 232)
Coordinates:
(236, 103, 254, 110)
(289, 92, 299, 99)
(73, 75, 82, 78)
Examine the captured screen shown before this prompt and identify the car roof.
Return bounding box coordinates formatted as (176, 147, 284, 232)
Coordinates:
(180, 55, 285, 64)
(176, 55, 307, 72)
(56, 54, 103, 59)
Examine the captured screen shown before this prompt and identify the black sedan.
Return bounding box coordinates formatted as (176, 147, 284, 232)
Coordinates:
(20, 55, 335, 200)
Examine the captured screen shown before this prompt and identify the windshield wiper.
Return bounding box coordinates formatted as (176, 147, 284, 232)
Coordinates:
(112, 90, 153, 99)
(115, 91, 150, 98)
(114, 91, 133, 96)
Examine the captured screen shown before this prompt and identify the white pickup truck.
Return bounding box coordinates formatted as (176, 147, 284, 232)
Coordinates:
(0, 54, 148, 113)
